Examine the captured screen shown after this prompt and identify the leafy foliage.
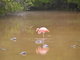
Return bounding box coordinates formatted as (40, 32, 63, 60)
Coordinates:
(0, 0, 80, 15)
(0, 0, 24, 15)
(5, 1, 23, 12)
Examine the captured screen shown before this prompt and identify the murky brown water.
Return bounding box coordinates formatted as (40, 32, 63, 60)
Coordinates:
(0, 11, 80, 60)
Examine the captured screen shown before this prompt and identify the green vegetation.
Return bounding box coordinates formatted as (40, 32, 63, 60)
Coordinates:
(0, 0, 24, 15)
(0, 0, 80, 15)
(31, 0, 80, 10)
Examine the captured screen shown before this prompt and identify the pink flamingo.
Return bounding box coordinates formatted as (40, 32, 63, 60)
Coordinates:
(36, 27, 49, 38)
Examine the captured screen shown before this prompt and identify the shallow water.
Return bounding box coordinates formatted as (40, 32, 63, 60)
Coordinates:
(0, 11, 80, 60)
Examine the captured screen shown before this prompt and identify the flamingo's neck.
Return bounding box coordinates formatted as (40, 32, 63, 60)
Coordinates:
(36, 28, 39, 32)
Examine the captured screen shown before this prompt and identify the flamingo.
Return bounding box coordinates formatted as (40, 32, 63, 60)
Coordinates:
(36, 27, 49, 38)
(36, 27, 49, 44)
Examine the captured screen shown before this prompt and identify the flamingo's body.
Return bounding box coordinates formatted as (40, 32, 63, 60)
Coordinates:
(36, 27, 49, 34)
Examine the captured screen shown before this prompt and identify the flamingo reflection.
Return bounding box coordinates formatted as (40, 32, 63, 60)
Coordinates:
(36, 44, 49, 55)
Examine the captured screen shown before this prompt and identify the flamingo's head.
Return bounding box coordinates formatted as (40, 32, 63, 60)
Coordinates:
(36, 28, 39, 32)
(36, 28, 42, 34)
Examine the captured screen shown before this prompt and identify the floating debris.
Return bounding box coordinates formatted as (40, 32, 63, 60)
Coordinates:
(42, 44, 49, 48)
(70, 44, 80, 48)
(19, 51, 27, 56)
(10, 37, 16, 42)
(0, 48, 7, 51)
(70, 45, 77, 48)
(35, 40, 44, 44)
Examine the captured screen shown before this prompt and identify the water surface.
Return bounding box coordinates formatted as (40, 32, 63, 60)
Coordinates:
(0, 11, 80, 60)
